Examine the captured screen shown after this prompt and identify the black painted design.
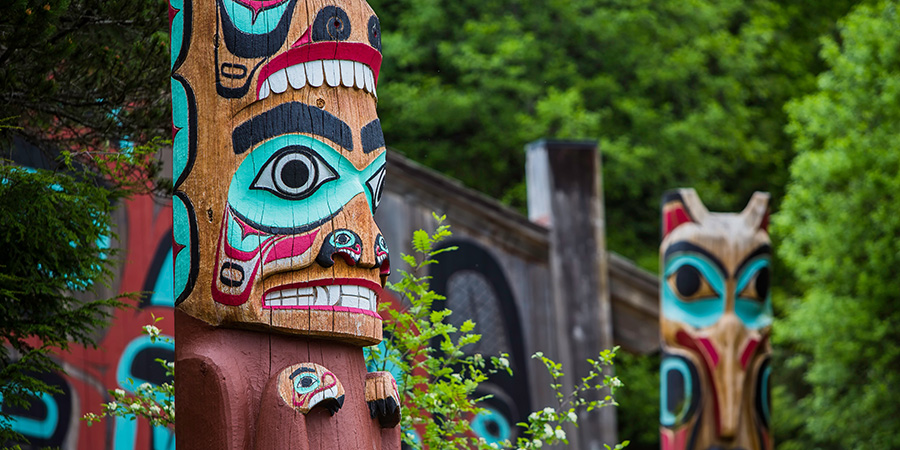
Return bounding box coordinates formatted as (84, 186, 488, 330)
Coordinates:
(232, 102, 354, 154)
(312, 6, 352, 42)
(174, 191, 200, 307)
(675, 265, 702, 297)
(230, 204, 341, 236)
(220, 262, 245, 288)
(0, 371, 73, 447)
(664, 242, 728, 277)
(316, 229, 363, 268)
(661, 353, 701, 428)
(214, 33, 266, 99)
(172, 0, 193, 73)
(368, 15, 382, 52)
(361, 119, 385, 154)
(220, 63, 248, 79)
(172, 74, 197, 190)
(250, 146, 339, 201)
(754, 358, 771, 429)
(216, 0, 298, 59)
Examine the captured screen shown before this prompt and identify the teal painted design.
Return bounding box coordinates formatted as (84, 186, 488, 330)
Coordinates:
(171, 78, 189, 186)
(735, 257, 774, 330)
(149, 249, 175, 308)
(223, 0, 292, 34)
(471, 407, 512, 444)
(363, 341, 404, 391)
(228, 135, 385, 233)
(660, 357, 693, 427)
(662, 253, 725, 328)
(225, 212, 270, 252)
(115, 336, 175, 450)
(173, 192, 197, 305)
(170, 0, 184, 70)
(759, 363, 771, 424)
(0, 391, 58, 440)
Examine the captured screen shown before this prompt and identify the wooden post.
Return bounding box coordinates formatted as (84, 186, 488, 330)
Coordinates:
(170, 0, 399, 448)
(525, 139, 617, 448)
(659, 188, 773, 450)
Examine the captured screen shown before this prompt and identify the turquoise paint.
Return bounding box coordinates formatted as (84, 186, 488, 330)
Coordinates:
(171, 78, 189, 184)
(169, 0, 183, 70)
(223, 0, 291, 34)
(662, 253, 725, 328)
(471, 407, 512, 444)
(659, 357, 692, 427)
(115, 336, 175, 450)
(0, 391, 58, 440)
(760, 364, 771, 423)
(172, 195, 192, 299)
(735, 257, 773, 329)
(225, 212, 268, 252)
(149, 249, 175, 307)
(228, 135, 385, 231)
(363, 341, 404, 391)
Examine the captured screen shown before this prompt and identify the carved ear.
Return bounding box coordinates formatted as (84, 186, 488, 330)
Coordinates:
(742, 191, 771, 232)
(661, 188, 707, 239)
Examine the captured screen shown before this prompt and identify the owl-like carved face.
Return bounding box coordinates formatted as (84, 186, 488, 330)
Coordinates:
(171, 0, 388, 345)
(659, 189, 773, 450)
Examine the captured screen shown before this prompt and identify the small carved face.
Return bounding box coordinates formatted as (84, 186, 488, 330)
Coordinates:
(276, 363, 345, 415)
(172, 0, 389, 345)
(659, 189, 773, 450)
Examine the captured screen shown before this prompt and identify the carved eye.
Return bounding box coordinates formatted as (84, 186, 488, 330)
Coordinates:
(739, 266, 770, 301)
(251, 146, 337, 200)
(312, 6, 352, 42)
(366, 165, 386, 211)
(667, 265, 718, 301)
(292, 372, 320, 395)
(368, 15, 382, 51)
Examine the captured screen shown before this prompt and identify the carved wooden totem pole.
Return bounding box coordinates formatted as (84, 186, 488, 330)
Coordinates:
(170, 0, 399, 448)
(659, 189, 773, 450)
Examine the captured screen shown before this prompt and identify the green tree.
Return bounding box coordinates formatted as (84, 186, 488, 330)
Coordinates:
(773, 2, 900, 448)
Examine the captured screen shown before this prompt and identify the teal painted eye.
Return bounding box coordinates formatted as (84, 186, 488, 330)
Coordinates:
(251, 146, 338, 200)
(293, 373, 321, 395)
(662, 253, 725, 328)
(735, 257, 774, 329)
(471, 407, 512, 444)
(366, 165, 385, 211)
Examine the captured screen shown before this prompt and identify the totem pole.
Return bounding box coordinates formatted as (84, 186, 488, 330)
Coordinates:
(659, 189, 773, 450)
(170, 0, 399, 448)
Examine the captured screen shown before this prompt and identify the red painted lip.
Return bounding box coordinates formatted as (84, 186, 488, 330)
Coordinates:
(256, 42, 382, 99)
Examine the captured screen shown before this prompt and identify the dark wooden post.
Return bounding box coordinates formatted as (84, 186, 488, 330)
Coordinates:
(526, 139, 617, 448)
(170, 0, 400, 448)
(659, 188, 773, 450)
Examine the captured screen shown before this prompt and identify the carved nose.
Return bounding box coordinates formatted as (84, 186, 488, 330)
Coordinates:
(712, 313, 746, 439)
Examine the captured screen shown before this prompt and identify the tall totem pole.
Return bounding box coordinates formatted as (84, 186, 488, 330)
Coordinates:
(170, 0, 399, 448)
(659, 189, 773, 450)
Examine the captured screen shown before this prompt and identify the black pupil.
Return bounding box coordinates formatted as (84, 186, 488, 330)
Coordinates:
(301, 377, 314, 388)
(485, 418, 500, 437)
(336, 234, 351, 245)
(281, 159, 310, 189)
(675, 266, 702, 297)
(666, 369, 686, 415)
(755, 267, 770, 300)
(333, 19, 342, 28)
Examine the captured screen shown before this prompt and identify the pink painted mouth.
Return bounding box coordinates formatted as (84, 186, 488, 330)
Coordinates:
(256, 42, 382, 100)
(262, 278, 383, 317)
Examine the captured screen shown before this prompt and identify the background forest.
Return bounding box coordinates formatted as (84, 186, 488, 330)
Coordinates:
(2, 0, 898, 448)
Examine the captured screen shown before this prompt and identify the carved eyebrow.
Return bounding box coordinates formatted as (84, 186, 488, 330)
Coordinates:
(289, 367, 317, 379)
(361, 119, 385, 154)
(664, 241, 727, 276)
(735, 244, 772, 276)
(232, 102, 353, 155)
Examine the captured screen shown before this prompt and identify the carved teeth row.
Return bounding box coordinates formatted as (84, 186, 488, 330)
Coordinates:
(265, 285, 377, 311)
(259, 60, 376, 100)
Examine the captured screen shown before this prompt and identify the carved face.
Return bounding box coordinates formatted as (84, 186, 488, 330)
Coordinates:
(171, 0, 388, 345)
(659, 189, 773, 450)
(276, 363, 345, 415)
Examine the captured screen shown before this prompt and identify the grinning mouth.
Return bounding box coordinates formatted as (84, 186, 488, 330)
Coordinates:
(263, 279, 381, 317)
(256, 42, 382, 100)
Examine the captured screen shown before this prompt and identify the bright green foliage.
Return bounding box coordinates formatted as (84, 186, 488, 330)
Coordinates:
(369, 0, 856, 270)
(371, 214, 626, 449)
(773, 2, 900, 448)
(83, 315, 175, 429)
(0, 163, 131, 443)
(612, 352, 659, 450)
(0, 0, 170, 153)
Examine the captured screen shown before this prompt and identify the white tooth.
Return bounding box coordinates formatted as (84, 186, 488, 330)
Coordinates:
(340, 60, 355, 87)
(323, 60, 340, 87)
(269, 69, 288, 93)
(306, 61, 325, 87)
(327, 285, 341, 306)
(342, 296, 359, 309)
(258, 79, 271, 99)
(297, 295, 313, 306)
(298, 287, 314, 297)
(364, 69, 374, 94)
(358, 298, 370, 311)
(354, 62, 366, 89)
(268, 298, 282, 306)
(282, 296, 298, 306)
(342, 285, 360, 296)
(314, 286, 329, 305)
(287, 64, 307, 90)
(280, 288, 298, 298)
